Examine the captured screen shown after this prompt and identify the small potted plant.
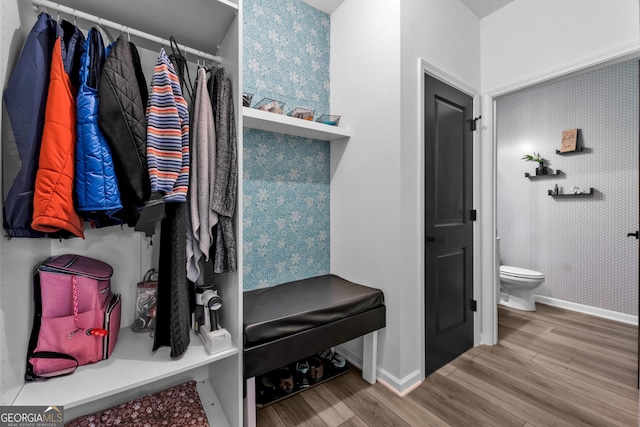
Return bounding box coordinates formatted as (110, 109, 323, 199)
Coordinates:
(522, 152, 547, 175)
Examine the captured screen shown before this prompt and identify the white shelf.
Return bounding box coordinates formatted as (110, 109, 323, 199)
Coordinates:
(13, 328, 238, 409)
(243, 107, 351, 141)
(46, 0, 238, 54)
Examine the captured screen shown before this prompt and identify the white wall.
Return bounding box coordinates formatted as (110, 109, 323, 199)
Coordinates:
(481, 0, 640, 93)
(331, 0, 481, 393)
(330, 0, 404, 386)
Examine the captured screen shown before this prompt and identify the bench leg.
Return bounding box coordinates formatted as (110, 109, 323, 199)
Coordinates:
(362, 330, 378, 384)
(243, 377, 256, 427)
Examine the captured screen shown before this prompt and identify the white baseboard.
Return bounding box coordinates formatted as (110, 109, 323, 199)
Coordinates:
(336, 344, 422, 396)
(535, 295, 638, 326)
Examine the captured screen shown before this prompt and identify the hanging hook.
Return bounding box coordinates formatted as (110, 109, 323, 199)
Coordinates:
(73, 9, 77, 26)
(127, 26, 131, 42)
(56, 3, 60, 22)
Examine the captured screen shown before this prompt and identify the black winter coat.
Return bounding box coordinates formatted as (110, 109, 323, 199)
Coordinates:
(98, 35, 150, 227)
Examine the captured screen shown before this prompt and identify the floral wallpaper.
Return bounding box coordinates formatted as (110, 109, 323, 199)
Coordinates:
(243, 0, 330, 117)
(243, 130, 330, 290)
(242, 0, 331, 291)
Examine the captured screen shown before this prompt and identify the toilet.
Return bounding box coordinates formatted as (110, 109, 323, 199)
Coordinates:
(496, 238, 545, 311)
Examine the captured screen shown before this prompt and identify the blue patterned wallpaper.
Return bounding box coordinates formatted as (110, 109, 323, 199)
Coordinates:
(243, 0, 330, 116)
(243, 0, 331, 291)
(243, 130, 330, 290)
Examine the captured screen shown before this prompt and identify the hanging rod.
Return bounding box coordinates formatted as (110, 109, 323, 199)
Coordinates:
(31, 0, 222, 63)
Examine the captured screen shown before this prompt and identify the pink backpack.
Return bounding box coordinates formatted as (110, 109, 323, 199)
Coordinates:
(25, 254, 122, 380)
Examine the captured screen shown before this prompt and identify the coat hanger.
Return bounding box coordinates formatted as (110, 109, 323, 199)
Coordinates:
(168, 36, 194, 100)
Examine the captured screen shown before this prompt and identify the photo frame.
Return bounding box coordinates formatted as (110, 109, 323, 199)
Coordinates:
(560, 128, 578, 153)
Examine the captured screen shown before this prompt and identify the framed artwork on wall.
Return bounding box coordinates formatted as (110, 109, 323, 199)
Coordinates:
(560, 128, 578, 152)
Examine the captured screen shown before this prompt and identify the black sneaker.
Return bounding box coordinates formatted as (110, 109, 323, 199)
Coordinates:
(296, 361, 310, 388)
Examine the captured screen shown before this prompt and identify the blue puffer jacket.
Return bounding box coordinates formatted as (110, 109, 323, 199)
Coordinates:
(75, 27, 122, 226)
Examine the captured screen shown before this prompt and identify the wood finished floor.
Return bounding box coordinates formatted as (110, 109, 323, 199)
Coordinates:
(257, 304, 639, 427)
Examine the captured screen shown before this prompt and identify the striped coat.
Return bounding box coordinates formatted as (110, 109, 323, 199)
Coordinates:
(146, 49, 190, 202)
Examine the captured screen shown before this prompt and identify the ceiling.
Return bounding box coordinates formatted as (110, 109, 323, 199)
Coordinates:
(301, 0, 345, 14)
(302, 0, 515, 18)
(459, 0, 515, 18)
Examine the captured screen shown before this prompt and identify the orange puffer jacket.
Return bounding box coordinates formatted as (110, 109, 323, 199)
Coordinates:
(32, 36, 85, 238)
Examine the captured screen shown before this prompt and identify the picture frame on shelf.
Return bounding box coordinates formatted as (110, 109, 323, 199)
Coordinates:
(560, 128, 578, 153)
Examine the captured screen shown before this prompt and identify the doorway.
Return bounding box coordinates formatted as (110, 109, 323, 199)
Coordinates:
(424, 73, 475, 375)
(493, 59, 639, 385)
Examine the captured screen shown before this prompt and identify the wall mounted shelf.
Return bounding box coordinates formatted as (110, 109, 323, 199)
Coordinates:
(548, 187, 594, 196)
(556, 148, 585, 155)
(243, 107, 351, 141)
(525, 170, 562, 178)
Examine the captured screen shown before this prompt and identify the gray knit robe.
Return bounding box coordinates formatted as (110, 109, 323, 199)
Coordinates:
(208, 68, 237, 273)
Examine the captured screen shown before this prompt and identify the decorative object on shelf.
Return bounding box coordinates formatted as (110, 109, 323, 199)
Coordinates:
(243, 92, 254, 107)
(316, 114, 341, 126)
(560, 128, 578, 153)
(287, 107, 315, 121)
(547, 187, 594, 196)
(521, 152, 547, 175)
(254, 97, 286, 114)
(525, 169, 561, 178)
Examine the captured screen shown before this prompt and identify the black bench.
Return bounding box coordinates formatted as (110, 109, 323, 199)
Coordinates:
(242, 274, 385, 426)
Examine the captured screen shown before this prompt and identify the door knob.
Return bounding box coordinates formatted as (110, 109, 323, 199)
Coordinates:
(627, 231, 639, 239)
(426, 234, 445, 243)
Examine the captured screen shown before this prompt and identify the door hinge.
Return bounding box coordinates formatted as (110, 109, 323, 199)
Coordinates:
(470, 209, 477, 221)
(470, 116, 482, 131)
(470, 300, 477, 312)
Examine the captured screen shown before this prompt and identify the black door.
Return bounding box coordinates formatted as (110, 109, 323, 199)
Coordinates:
(424, 73, 474, 375)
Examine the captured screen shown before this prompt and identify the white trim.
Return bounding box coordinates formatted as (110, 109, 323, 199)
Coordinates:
(480, 95, 498, 346)
(417, 57, 427, 384)
(336, 344, 422, 394)
(535, 296, 638, 326)
(377, 376, 422, 398)
(487, 42, 640, 97)
(377, 368, 422, 395)
(418, 58, 484, 379)
(421, 60, 477, 97)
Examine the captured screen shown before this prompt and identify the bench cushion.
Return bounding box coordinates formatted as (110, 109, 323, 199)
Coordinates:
(243, 274, 384, 345)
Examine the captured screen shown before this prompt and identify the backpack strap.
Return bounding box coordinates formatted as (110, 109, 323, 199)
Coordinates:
(24, 270, 79, 381)
(25, 351, 79, 381)
(25, 270, 43, 380)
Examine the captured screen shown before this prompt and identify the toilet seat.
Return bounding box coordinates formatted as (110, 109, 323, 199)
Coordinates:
(500, 265, 544, 279)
